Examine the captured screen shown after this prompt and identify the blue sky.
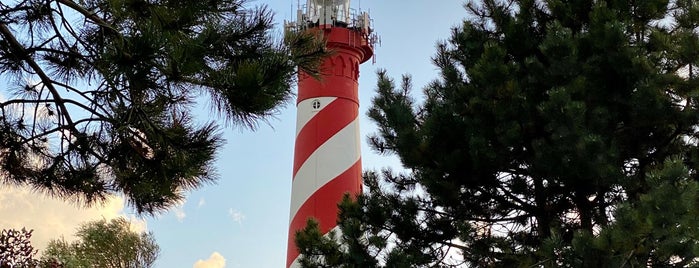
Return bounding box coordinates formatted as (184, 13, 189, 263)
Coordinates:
(148, 1, 471, 267)
(0, 1, 469, 267)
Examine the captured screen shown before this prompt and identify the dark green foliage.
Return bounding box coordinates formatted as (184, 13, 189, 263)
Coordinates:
(296, 195, 380, 268)
(297, 0, 699, 266)
(0, 228, 38, 267)
(0, 0, 327, 213)
(41, 217, 159, 268)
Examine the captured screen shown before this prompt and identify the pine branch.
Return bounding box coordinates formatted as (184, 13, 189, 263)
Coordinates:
(1, 99, 109, 121)
(54, 0, 117, 33)
(0, 23, 76, 129)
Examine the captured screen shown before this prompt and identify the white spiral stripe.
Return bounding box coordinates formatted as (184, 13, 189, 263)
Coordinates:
(289, 118, 361, 223)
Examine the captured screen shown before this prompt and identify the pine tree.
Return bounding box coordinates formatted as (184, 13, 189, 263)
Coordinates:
(0, 0, 326, 213)
(297, 0, 699, 266)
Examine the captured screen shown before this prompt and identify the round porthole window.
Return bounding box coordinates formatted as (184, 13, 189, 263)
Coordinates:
(312, 99, 321, 109)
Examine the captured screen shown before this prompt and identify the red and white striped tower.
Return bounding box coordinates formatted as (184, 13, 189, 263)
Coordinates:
(286, 0, 375, 267)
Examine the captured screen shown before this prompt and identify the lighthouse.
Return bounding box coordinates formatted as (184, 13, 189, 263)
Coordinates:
(286, 0, 375, 267)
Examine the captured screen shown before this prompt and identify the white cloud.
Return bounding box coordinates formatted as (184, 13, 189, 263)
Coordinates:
(193, 252, 226, 268)
(197, 198, 206, 208)
(228, 208, 245, 225)
(0, 185, 146, 254)
(174, 204, 186, 222)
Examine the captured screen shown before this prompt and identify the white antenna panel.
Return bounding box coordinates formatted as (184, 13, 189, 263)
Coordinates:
(306, 0, 351, 25)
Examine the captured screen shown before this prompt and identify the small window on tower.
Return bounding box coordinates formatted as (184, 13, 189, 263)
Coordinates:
(312, 99, 321, 109)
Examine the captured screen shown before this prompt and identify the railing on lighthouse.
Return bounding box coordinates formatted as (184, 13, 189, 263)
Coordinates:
(286, 0, 378, 46)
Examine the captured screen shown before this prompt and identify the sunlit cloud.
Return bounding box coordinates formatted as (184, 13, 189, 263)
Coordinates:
(193, 251, 226, 268)
(0, 185, 146, 254)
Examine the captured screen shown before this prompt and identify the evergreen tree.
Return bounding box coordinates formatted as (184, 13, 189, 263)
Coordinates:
(297, 0, 699, 266)
(41, 217, 159, 268)
(0, 0, 326, 213)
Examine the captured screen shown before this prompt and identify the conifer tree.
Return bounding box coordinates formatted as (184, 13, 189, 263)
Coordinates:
(0, 0, 326, 213)
(297, 0, 699, 266)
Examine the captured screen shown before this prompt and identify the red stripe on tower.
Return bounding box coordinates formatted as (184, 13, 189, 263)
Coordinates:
(286, 1, 375, 267)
